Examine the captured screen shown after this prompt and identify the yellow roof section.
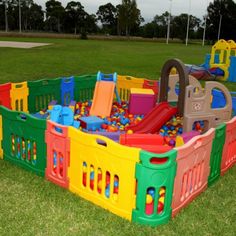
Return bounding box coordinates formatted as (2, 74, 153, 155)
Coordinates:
(130, 88, 154, 95)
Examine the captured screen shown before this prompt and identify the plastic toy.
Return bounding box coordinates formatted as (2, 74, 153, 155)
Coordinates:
(90, 72, 121, 117)
(128, 88, 155, 115)
(49, 105, 80, 128)
(120, 133, 172, 153)
(0, 59, 235, 227)
(202, 39, 236, 82)
(48, 100, 57, 110)
(183, 81, 232, 132)
(128, 102, 177, 133)
(79, 116, 104, 131)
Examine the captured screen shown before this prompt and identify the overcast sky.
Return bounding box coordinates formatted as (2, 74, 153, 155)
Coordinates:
(35, 0, 214, 22)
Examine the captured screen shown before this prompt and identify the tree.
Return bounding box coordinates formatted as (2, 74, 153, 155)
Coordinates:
(117, 0, 143, 36)
(0, 1, 6, 30)
(140, 22, 157, 38)
(20, 0, 34, 31)
(172, 14, 200, 41)
(207, 0, 236, 40)
(64, 1, 86, 34)
(28, 3, 44, 30)
(96, 3, 117, 34)
(45, 0, 65, 32)
(153, 11, 172, 38)
(83, 13, 98, 34)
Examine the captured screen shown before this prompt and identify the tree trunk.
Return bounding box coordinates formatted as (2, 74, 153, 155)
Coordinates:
(57, 18, 60, 32)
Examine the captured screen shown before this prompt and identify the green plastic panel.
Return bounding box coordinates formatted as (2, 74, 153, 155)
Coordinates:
(74, 75, 96, 102)
(28, 78, 61, 113)
(0, 106, 47, 176)
(208, 123, 226, 187)
(132, 149, 177, 227)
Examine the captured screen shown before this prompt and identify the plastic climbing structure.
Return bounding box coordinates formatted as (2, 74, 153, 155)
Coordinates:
(203, 39, 236, 82)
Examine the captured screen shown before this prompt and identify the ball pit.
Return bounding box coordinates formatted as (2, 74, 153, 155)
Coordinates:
(74, 100, 144, 133)
(37, 99, 207, 149)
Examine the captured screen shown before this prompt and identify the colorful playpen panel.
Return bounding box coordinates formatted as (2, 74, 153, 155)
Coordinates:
(74, 75, 97, 102)
(28, 78, 61, 113)
(0, 106, 47, 176)
(45, 121, 70, 188)
(67, 126, 140, 221)
(10, 82, 29, 112)
(172, 129, 215, 217)
(132, 150, 177, 226)
(0, 114, 2, 159)
(117, 76, 144, 101)
(221, 117, 236, 175)
(61, 77, 75, 106)
(208, 124, 226, 186)
(0, 83, 11, 109)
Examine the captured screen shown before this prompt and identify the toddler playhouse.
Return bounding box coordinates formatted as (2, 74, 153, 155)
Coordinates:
(0, 58, 235, 227)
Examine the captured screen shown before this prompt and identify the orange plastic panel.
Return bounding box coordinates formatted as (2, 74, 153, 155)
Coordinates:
(221, 117, 236, 175)
(45, 121, 70, 188)
(172, 129, 215, 217)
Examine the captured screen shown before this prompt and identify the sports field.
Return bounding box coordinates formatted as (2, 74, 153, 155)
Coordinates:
(0, 37, 235, 235)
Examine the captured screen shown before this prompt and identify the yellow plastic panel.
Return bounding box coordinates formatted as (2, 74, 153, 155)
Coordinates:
(10, 82, 29, 112)
(130, 88, 154, 95)
(117, 75, 144, 101)
(0, 115, 2, 159)
(68, 127, 140, 220)
(228, 40, 236, 56)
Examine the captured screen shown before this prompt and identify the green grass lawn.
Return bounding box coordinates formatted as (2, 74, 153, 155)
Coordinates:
(0, 37, 235, 235)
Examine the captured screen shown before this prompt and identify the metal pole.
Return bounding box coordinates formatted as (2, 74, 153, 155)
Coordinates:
(202, 15, 207, 46)
(166, 0, 173, 44)
(202, 0, 208, 46)
(185, 0, 191, 46)
(217, 14, 222, 40)
(4, 0, 8, 32)
(19, 0, 21, 33)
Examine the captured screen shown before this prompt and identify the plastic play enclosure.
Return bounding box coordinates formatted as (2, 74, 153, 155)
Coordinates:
(0, 66, 236, 227)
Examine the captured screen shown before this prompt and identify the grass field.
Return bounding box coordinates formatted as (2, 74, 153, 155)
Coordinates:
(0, 37, 235, 235)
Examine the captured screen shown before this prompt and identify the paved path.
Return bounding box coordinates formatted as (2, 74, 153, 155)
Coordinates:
(0, 41, 51, 48)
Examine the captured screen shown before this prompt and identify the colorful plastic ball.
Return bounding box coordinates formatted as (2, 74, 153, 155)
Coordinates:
(146, 194, 153, 204)
(113, 187, 119, 194)
(90, 171, 94, 180)
(97, 180, 102, 189)
(90, 180, 94, 189)
(127, 130, 133, 134)
(158, 201, 164, 213)
(159, 196, 165, 204)
(114, 180, 119, 188)
(105, 187, 110, 198)
(169, 139, 176, 147)
(147, 188, 155, 198)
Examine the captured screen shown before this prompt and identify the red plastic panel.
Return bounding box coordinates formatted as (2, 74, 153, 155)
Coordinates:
(172, 129, 215, 217)
(143, 80, 159, 102)
(221, 117, 236, 175)
(143, 80, 159, 94)
(45, 121, 70, 188)
(0, 83, 11, 109)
